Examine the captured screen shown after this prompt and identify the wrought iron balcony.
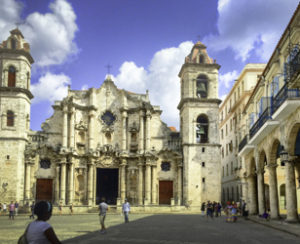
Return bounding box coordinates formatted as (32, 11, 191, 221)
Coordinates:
(289, 48, 300, 82)
(239, 134, 248, 152)
(271, 83, 300, 114)
(249, 107, 272, 139)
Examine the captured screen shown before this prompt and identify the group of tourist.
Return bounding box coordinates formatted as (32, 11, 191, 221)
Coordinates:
(201, 200, 249, 222)
(0, 201, 19, 219)
(201, 201, 222, 218)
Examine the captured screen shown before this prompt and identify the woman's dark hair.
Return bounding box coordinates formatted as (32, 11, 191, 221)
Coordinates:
(34, 201, 52, 217)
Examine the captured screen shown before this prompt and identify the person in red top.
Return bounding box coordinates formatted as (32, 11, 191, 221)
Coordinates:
(9, 201, 15, 220)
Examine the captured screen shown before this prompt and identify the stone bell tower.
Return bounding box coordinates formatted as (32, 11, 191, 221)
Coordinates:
(178, 42, 221, 208)
(0, 29, 34, 202)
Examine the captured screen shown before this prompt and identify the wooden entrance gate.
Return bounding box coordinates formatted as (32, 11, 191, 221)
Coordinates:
(159, 181, 173, 205)
(36, 179, 53, 201)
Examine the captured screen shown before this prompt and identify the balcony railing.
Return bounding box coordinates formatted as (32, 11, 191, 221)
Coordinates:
(289, 48, 300, 82)
(238, 134, 248, 152)
(249, 107, 272, 139)
(271, 83, 300, 114)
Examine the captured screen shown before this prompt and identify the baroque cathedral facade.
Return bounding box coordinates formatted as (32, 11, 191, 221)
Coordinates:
(0, 29, 221, 210)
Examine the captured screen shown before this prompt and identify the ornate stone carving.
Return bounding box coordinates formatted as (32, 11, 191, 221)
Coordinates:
(75, 120, 88, 131)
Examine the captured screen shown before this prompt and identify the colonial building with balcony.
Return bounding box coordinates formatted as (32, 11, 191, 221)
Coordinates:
(219, 64, 265, 204)
(238, 4, 300, 222)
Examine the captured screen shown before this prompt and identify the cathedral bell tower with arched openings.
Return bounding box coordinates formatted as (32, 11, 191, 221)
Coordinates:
(0, 29, 34, 202)
(178, 42, 221, 208)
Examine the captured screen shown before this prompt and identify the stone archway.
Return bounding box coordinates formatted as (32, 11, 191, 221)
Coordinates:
(284, 122, 300, 221)
(279, 184, 286, 210)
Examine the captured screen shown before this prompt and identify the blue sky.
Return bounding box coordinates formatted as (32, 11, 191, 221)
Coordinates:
(0, 0, 299, 130)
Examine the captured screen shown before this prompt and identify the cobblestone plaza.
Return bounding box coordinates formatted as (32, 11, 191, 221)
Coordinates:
(0, 213, 300, 244)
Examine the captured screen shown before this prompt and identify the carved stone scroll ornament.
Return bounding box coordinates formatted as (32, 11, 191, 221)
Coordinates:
(75, 120, 88, 131)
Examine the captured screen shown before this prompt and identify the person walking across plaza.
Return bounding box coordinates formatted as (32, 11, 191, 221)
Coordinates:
(122, 199, 130, 223)
(15, 201, 19, 216)
(9, 201, 15, 220)
(30, 201, 35, 219)
(69, 203, 73, 215)
(201, 202, 206, 216)
(3, 202, 7, 215)
(59, 202, 62, 215)
(99, 197, 109, 234)
(206, 201, 213, 219)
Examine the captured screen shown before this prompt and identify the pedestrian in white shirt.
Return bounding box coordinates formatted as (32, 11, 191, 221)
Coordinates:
(99, 197, 109, 234)
(122, 199, 130, 223)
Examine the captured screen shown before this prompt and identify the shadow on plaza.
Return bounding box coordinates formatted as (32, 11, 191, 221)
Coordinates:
(62, 214, 206, 243)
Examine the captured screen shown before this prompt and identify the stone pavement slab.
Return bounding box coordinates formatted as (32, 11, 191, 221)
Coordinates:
(248, 216, 300, 238)
(63, 214, 300, 244)
(1, 214, 300, 244)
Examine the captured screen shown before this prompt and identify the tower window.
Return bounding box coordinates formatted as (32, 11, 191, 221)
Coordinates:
(199, 55, 204, 63)
(196, 114, 208, 143)
(7, 110, 14, 127)
(11, 39, 16, 50)
(201, 162, 205, 167)
(202, 178, 205, 183)
(196, 75, 208, 98)
(27, 72, 30, 89)
(8, 66, 16, 87)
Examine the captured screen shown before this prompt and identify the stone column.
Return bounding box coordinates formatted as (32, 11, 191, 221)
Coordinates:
(24, 162, 31, 200)
(268, 163, 280, 219)
(55, 165, 60, 204)
(67, 161, 74, 204)
(139, 111, 144, 153)
(145, 111, 151, 151)
(62, 106, 68, 148)
(285, 159, 298, 222)
(60, 162, 66, 204)
(151, 163, 157, 205)
(88, 111, 95, 151)
(122, 111, 127, 151)
(145, 159, 151, 204)
(138, 160, 144, 205)
(69, 107, 75, 149)
(93, 166, 97, 204)
(120, 159, 127, 202)
(177, 163, 183, 205)
(88, 162, 94, 206)
(256, 168, 266, 215)
(240, 176, 248, 203)
(247, 174, 258, 215)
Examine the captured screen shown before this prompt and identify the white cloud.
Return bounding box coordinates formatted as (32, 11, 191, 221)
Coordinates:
(114, 41, 194, 129)
(0, 0, 22, 40)
(0, 0, 78, 67)
(115, 62, 147, 93)
(205, 0, 299, 62)
(81, 84, 89, 90)
(219, 70, 238, 89)
(31, 72, 71, 104)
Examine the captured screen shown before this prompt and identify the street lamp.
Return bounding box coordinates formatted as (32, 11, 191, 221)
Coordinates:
(279, 148, 289, 164)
